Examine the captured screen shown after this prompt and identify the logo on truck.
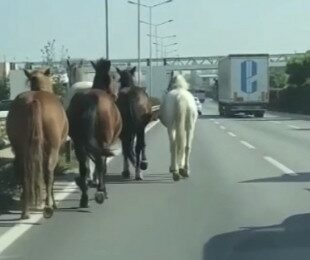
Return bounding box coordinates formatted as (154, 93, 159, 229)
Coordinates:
(241, 60, 257, 94)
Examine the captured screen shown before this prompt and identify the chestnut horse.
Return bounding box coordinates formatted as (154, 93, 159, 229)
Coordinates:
(116, 67, 152, 180)
(67, 59, 122, 208)
(6, 69, 68, 219)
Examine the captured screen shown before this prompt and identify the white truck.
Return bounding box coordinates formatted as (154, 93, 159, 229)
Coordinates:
(218, 54, 269, 117)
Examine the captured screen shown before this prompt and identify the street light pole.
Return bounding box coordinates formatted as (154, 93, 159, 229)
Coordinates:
(105, 0, 109, 59)
(128, 0, 173, 93)
(137, 0, 141, 86)
(149, 7, 152, 96)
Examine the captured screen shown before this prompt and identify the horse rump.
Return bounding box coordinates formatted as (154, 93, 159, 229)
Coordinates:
(68, 93, 114, 158)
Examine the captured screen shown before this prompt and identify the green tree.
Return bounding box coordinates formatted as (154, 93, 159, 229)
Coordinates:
(41, 39, 56, 69)
(286, 51, 310, 87)
(269, 70, 287, 89)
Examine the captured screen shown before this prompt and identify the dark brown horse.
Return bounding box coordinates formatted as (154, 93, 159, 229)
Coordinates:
(6, 69, 68, 219)
(67, 59, 122, 208)
(116, 67, 152, 180)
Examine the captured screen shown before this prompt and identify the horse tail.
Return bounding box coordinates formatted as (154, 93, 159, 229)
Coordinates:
(23, 100, 44, 206)
(80, 98, 114, 158)
(175, 98, 186, 156)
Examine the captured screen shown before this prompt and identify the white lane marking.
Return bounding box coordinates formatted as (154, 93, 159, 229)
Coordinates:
(0, 121, 160, 255)
(270, 121, 281, 124)
(228, 132, 236, 137)
(214, 121, 220, 125)
(210, 119, 215, 122)
(288, 125, 299, 129)
(220, 126, 226, 130)
(264, 156, 296, 175)
(240, 141, 256, 149)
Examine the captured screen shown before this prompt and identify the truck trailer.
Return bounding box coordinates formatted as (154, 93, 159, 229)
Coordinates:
(218, 54, 269, 117)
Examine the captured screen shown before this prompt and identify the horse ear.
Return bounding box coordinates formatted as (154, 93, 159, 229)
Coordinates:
(24, 69, 31, 79)
(116, 67, 121, 75)
(44, 68, 51, 76)
(79, 59, 84, 67)
(91, 61, 96, 70)
(130, 66, 136, 75)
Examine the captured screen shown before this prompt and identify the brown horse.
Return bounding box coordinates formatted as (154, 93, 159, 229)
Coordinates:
(67, 59, 122, 208)
(6, 69, 68, 219)
(116, 67, 152, 180)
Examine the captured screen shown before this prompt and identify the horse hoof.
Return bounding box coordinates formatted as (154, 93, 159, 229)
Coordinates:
(173, 173, 180, 182)
(140, 161, 148, 170)
(21, 213, 30, 220)
(135, 175, 143, 181)
(43, 207, 54, 219)
(179, 168, 189, 178)
(95, 192, 105, 204)
(122, 170, 130, 179)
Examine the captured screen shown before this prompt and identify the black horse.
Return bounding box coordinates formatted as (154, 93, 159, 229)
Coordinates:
(67, 59, 122, 207)
(116, 67, 152, 180)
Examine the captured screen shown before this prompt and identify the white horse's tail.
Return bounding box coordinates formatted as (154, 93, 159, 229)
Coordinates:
(175, 99, 186, 156)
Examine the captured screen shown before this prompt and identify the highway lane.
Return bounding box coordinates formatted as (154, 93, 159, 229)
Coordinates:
(1, 101, 310, 259)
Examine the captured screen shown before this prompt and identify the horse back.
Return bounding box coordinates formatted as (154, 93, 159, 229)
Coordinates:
(67, 89, 122, 146)
(118, 87, 152, 128)
(7, 91, 68, 149)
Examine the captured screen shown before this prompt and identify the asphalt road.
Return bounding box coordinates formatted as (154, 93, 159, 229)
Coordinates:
(1, 99, 310, 260)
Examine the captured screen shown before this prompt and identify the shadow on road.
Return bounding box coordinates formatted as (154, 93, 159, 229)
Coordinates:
(203, 213, 310, 260)
(240, 172, 310, 183)
(105, 173, 174, 184)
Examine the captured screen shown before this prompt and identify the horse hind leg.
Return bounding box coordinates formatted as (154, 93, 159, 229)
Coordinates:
(94, 156, 108, 204)
(121, 137, 131, 179)
(75, 147, 89, 208)
(168, 128, 180, 181)
(43, 148, 59, 218)
(139, 127, 148, 171)
(135, 129, 146, 181)
(180, 116, 196, 178)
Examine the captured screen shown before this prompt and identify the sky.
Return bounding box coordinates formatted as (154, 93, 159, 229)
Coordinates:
(0, 0, 309, 62)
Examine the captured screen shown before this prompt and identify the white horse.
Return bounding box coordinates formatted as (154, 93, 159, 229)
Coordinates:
(159, 71, 198, 181)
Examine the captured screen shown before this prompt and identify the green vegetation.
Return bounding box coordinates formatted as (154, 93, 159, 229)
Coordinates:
(269, 51, 310, 113)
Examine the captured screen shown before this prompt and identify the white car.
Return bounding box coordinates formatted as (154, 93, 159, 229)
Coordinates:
(194, 97, 202, 115)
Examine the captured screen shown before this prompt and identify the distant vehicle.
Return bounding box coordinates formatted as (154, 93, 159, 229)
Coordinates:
(194, 90, 206, 103)
(218, 54, 269, 117)
(0, 99, 12, 118)
(194, 97, 202, 115)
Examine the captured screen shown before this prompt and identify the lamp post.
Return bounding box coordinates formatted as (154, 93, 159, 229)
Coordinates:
(163, 42, 178, 58)
(165, 49, 178, 57)
(105, 0, 109, 59)
(150, 34, 176, 58)
(128, 0, 173, 95)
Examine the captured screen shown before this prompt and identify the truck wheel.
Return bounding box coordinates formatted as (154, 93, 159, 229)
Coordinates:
(254, 112, 264, 118)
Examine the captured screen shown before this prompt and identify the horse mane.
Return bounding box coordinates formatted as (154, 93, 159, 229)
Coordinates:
(24, 69, 54, 93)
(169, 74, 189, 91)
(92, 58, 111, 91)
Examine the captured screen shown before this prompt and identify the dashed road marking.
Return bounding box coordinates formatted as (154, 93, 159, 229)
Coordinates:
(264, 156, 295, 175)
(288, 125, 299, 129)
(228, 132, 236, 137)
(220, 126, 226, 130)
(214, 121, 220, 125)
(240, 141, 256, 149)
